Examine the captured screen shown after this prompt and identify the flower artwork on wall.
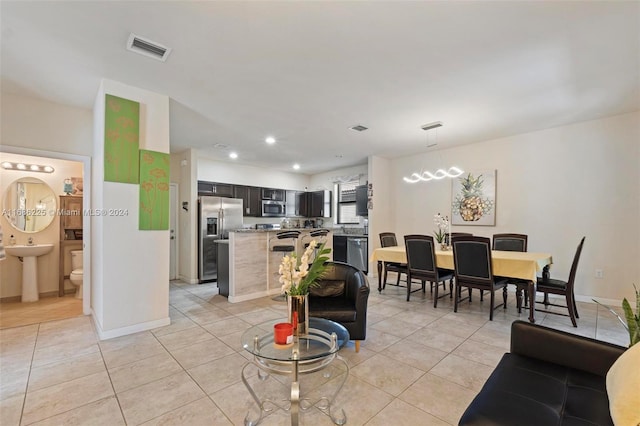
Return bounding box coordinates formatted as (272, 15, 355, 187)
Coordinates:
(451, 170, 496, 226)
(139, 150, 170, 230)
(104, 94, 140, 184)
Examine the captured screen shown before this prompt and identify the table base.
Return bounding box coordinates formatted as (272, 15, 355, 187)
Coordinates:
(242, 355, 348, 426)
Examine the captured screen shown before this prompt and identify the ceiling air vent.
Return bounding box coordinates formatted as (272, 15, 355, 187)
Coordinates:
(126, 33, 171, 62)
(350, 125, 368, 132)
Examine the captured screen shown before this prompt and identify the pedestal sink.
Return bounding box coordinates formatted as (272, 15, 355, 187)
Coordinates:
(5, 244, 54, 302)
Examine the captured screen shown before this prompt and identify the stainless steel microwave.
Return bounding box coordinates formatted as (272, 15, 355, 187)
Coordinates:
(262, 200, 286, 217)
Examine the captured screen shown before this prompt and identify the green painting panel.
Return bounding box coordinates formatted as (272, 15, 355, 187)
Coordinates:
(104, 94, 140, 183)
(139, 150, 170, 230)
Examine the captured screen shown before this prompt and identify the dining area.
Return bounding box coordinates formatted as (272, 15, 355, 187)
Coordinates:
(371, 232, 584, 327)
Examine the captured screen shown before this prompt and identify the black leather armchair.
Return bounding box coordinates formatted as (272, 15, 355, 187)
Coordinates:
(308, 261, 370, 352)
(459, 320, 626, 426)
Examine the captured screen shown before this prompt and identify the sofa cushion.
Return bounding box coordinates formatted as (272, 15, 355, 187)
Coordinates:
(459, 353, 613, 426)
(309, 280, 345, 297)
(308, 297, 356, 323)
(606, 342, 640, 426)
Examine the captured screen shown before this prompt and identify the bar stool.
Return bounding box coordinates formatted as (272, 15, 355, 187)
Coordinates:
(271, 230, 301, 255)
(270, 230, 301, 302)
(302, 229, 330, 261)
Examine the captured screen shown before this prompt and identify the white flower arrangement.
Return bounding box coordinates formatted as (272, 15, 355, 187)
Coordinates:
(433, 213, 449, 244)
(279, 240, 331, 296)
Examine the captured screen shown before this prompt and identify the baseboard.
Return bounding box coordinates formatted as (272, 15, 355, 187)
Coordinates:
(177, 275, 199, 284)
(1, 291, 61, 303)
(91, 311, 170, 340)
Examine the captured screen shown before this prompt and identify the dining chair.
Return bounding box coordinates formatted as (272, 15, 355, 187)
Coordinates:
(492, 233, 529, 310)
(535, 237, 585, 327)
(492, 233, 528, 252)
(404, 235, 454, 306)
(379, 232, 407, 289)
(452, 236, 509, 320)
(445, 232, 473, 246)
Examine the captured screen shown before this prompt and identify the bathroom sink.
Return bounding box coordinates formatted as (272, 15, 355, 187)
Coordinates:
(5, 244, 54, 302)
(5, 244, 54, 257)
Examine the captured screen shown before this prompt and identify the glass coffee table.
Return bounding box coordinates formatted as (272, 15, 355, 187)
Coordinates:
(241, 317, 349, 426)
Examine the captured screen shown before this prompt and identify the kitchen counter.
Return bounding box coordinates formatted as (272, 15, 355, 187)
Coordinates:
(226, 229, 334, 303)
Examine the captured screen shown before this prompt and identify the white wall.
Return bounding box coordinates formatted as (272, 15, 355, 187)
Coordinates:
(0, 153, 83, 298)
(91, 79, 170, 339)
(386, 111, 640, 302)
(1, 93, 93, 156)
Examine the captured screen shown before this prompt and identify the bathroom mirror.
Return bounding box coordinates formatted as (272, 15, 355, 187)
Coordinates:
(2, 177, 57, 233)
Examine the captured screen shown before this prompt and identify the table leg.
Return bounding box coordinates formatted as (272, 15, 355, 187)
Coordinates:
(291, 358, 299, 426)
(528, 281, 535, 323)
(377, 261, 383, 292)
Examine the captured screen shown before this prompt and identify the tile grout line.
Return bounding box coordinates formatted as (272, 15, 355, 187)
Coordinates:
(18, 322, 40, 426)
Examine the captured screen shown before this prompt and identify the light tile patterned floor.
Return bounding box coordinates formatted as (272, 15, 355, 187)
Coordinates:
(0, 277, 629, 425)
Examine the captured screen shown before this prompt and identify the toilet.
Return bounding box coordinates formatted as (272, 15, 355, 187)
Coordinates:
(69, 250, 83, 299)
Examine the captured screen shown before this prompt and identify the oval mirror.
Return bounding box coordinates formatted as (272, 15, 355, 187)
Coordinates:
(3, 177, 57, 233)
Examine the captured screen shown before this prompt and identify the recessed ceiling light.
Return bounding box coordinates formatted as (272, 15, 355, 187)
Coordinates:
(293, 164, 300, 170)
(265, 136, 276, 144)
(350, 125, 368, 132)
(229, 152, 238, 159)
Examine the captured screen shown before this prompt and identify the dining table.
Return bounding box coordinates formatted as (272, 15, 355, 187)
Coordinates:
(371, 246, 553, 323)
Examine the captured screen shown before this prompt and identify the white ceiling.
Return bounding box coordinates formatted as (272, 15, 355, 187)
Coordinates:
(1, 1, 638, 174)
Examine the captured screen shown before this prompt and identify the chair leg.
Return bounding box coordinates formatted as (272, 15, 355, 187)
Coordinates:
(543, 292, 550, 306)
(422, 280, 426, 293)
(503, 286, 507, 309)
(434, 280, 439, 308)
(566, 293, 578, 327)
(489, 289, 495, 321)
(406, 275, 411, 302)
(480, 290, 484, 301)
(355, 340, 361, 353)
(516, 286, 523, 314)
(396, 271, 401, 286)
(454, 283, 459, 313)
(430, 281, 434, 294)
(450, 279, 453, 298)
(572, 293, 580, 319)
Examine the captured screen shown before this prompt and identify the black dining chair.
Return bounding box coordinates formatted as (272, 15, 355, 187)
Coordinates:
(493, 233, 529, 310)
(535, 237, 585, 327)
(445, 232, 473, 246)
(404, 235, 454, 306)
(379, 232, 407, 289)
(452, 236, 509, 321)
(492, 233, 528, 252)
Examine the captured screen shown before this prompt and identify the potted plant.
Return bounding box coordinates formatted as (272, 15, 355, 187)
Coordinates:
(593, 284, 639, 347)
(433, 213, 449, 250)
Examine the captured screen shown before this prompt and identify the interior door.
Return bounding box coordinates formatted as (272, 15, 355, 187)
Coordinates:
(169, 183, 177, 280)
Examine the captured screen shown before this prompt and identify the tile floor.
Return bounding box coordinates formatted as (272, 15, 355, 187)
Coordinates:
(0, 277, 629, 425)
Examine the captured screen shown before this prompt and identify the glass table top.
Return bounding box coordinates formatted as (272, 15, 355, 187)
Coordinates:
(241, 317, 349, 362)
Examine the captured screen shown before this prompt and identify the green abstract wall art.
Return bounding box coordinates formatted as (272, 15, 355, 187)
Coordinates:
(104, 94, 140, 183)
(139, 150, 170, 230)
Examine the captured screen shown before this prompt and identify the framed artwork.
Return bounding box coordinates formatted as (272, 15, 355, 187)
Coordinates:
(451, 170, 496, 226)
(104, 94, 140, 183)
(139, 150, 170, 230)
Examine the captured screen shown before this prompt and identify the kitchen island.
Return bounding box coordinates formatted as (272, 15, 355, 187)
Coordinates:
(227, 229, 334, 302)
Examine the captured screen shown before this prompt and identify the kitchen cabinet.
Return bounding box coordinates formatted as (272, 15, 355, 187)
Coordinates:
(285, 190, 305, 217)
(261, 188, 285, 201)
(308, 190, 332, 218)
(197, 181, 233, 197)
(333, 235, 347, 263)
(355, 184, 368, 217)
(234, 185, 262, 217)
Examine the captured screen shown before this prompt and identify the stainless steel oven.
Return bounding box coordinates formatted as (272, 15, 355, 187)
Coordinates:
(261, 200, 286, 217)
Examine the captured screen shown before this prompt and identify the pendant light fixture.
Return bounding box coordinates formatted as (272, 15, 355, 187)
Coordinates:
(403, 122, 464, 183)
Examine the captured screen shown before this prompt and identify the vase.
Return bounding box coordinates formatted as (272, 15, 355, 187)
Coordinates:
(287, 294, 309, 336)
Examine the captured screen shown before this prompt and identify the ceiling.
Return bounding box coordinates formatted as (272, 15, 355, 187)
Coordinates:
(1, 1, 638, 174)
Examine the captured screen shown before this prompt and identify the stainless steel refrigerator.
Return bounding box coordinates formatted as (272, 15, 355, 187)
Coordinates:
(198, 196, 243, 283)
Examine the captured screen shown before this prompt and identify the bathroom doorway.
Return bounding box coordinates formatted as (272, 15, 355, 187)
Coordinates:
(0, 147, 91, 327)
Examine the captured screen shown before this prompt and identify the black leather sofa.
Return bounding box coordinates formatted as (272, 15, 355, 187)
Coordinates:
(459, 320, 626, 426)
(308, 261, 370, 352)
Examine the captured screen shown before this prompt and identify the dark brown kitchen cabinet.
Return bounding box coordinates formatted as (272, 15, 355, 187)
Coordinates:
(234, 185, 262, 217)
(308, 190, 332, 218)
(197, 181, 233, 197)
